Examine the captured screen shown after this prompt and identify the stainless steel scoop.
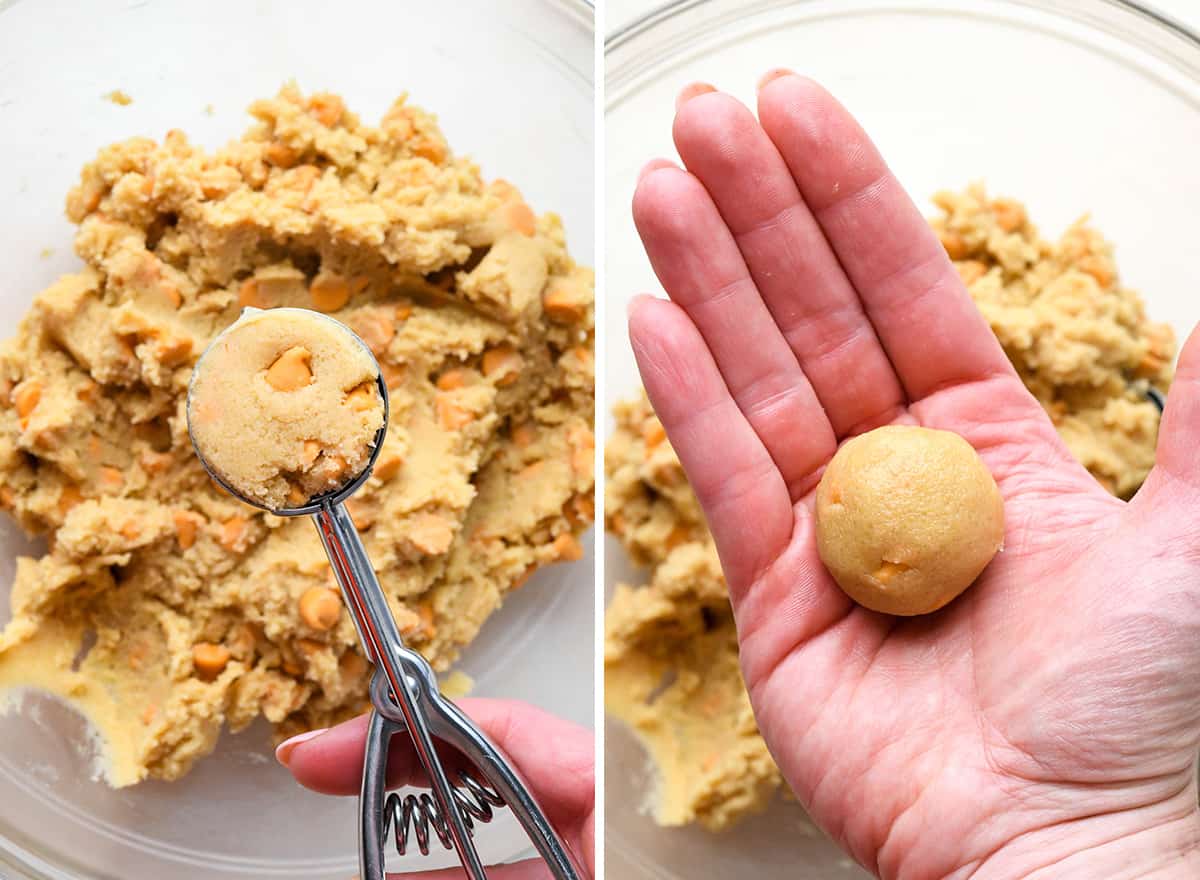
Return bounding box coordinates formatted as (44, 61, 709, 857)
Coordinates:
(187, 311, 582, 880)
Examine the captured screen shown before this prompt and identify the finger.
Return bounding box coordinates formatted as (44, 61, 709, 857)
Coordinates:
(386, 858, 555, 879)
(633, 164, 836, 496)
(757, 75, 1023, 405)
(282, 699, 594, 832)
(1135, 323, 1200, 511)
(672, 88, 904, 437)
(629, 294, 793, 593)
(636, 157, 675, 185)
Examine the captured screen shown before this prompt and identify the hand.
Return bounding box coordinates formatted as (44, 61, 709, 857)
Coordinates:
(278, 699, 594, 879)
(629, 72, 1200, 880)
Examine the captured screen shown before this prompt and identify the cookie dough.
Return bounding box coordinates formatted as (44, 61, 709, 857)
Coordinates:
(604, 396, 782, 830)
(606, 188, 1173, 830)
(0, 85, 594, 786)
(933, 184, 1174, 498)
(814, 426, 1004, 616)
(189, 308, 385, 509)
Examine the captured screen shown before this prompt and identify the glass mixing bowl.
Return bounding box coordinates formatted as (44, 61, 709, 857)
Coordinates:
(604, 1, 1200, 877)
(0, 1, 593, 877)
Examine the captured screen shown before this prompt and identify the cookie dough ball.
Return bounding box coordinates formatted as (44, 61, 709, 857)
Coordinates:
(814, 425, 1004, 616)
(188, 307, 385, 510)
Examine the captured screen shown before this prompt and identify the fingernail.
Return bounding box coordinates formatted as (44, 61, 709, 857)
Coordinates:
(275, 727, 327, 767)
(627, 293, 655, 321)
(675, 82, 715, 111)
(637, 159, 672, 184)
(757, 68, 796, 91)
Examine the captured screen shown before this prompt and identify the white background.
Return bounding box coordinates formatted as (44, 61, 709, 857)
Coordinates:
(609, 0, 1200, 32)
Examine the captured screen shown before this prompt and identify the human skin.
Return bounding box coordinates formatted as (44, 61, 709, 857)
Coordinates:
(280, 699, 594, 879)
(628, 71, 1200, 879)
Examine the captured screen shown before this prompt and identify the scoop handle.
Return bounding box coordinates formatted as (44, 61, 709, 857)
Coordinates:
(314, 503, 487, 880)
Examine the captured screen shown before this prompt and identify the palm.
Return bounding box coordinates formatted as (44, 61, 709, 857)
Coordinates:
(630, 76, 1200, 879)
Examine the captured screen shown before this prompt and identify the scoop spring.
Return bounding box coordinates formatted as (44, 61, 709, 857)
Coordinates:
(383, 769, 507, 857)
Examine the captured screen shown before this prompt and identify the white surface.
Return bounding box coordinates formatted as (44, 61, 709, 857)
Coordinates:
(603, 1, 1200, 878)
(0, 1, 593, 878)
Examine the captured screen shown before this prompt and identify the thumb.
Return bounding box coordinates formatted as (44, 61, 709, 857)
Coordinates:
(1136, 322, 1200, 510)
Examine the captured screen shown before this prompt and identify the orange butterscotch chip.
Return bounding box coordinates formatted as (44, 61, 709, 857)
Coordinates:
(542, 284, 586, 324)
(219, 515, 250, 552)
(992, 199, 1026, 233)
(161, 283, 183, 309)
(550, 532, 584, 562)
(310, 274, 350, 312)
(436, 394, 472, 431)
(99, 467, 125, 493)
(937, 229, 968, 261)
(416, 602, 437, 638)
(570, 426, 595, 477)
(308, 94, 345, 127)
(140, 449, 174, 475)
(239, 278, 267, 308)
(76, 380, 99, 404)
(664, 525, 690, 550)
(58, 485, 83, 515)
(503, 202, 536, 237)
(481, 345, 522, 387)
(347, 383, 377, 412)
(171, 510, 203, 550)
(300, 439, 321, 467)
(152, 329, 193, 366)
(956, 261, 987, 287)
(641, 420, 666, 449)
(435, 369, 467, 391)
(1078, 255, 1114, 289)
(298, 586, 342, 631)
(193, 642, 231, 680)
(12, 379, 41, 429)
(373, 451, 403, 482)
(264, 141, 299, 168)
(412, 140, 446, 164)
(409, 513, 454, 555)
(265, 346, 313, 391)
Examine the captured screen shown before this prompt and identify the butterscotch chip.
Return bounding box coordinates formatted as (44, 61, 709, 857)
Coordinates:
(436, 394, 472, 431)
(193, 643, 231, 680)
(372, 451, 403, 482)
(550, 532, 583, 562)
(218, 516, 250, 552)
(409, 513, 454, 555)
(481, 345, 522, 387)
(298, 586, 342, 631)
(265, 346, 313, 392)
(172, 510, 203, 550)
(310, 274, 350, 312)
(542, 284, 586, 324)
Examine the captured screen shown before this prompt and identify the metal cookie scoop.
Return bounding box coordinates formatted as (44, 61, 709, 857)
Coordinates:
(186, 314, 582, 880)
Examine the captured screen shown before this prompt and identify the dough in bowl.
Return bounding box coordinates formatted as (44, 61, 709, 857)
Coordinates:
(814, 425, 1005, 616)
